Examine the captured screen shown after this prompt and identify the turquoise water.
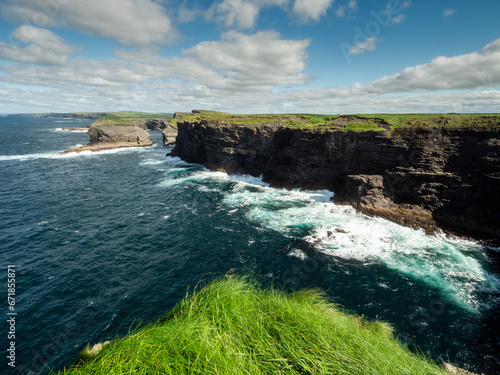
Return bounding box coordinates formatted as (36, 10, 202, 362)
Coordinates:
(0, 116, 499, 374)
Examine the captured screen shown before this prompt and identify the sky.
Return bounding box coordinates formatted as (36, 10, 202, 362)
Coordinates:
(0, 0, 499, 114)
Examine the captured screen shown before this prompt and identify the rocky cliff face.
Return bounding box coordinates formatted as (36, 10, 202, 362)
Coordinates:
(170, 120, 500, 242)
(162, 125, 178, 146)
(64, 125, 153, 153)
(130, 118, 169, 131)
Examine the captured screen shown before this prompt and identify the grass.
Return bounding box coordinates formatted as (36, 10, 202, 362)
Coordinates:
(174, 111, 500, 132)
(356, 113, 500, 130)
(343, 123, 386, 132)
(57, 276, 448, 375)
(92, 116, 133, 125)
(105, 111, 173, 119)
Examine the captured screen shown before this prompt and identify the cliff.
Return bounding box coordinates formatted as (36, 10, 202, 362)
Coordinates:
(130, 118, 169, 131)
(64, 124, 153, 153)
(162, 124, 178, 146)
(170, 116, 500, 242)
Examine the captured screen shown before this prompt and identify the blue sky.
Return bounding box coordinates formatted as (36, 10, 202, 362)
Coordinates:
(0, 0, 499, 114)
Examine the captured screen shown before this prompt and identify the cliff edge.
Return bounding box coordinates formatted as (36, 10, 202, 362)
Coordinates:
(169, 114, 500, 242)
(64, 124, 153, 153)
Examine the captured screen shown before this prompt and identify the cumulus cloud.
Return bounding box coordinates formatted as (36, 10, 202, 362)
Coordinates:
(361, 38, 500, 93)
(0, 30, 311, 93)
(293, 0, 334, 22)
(1, 32, 500, 114)
(181, 30, 311, 90)
(0, 0, 176, 46)
(0, 25, 77, 65)
(348, 37, 379, 55)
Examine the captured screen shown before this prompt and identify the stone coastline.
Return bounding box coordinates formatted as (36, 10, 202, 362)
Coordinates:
(170, 117, 500, 243)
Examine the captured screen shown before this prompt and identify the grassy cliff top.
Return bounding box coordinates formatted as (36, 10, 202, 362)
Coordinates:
(175, 112, 500, 131)
(91, 116, 134, 126)
(85, 111, 173, 119)
(59, 276, 448, 375)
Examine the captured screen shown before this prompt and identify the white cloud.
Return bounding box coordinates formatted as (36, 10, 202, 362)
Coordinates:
(217, 0, 260, 29)
(0, 30, 311, 93)
(0, 0, 176, 46)
(335, 1, 356, 18)
(1, 32, 500, 115)
(0, 25, 77, 65)
(443, 8, 456, 18)
(392, 14, 406, 24)
(348, 37, 379, 55)
(182, 30, 311, 90)
(293, 0, 334, 22)
(360, 38, 500, 93)
(216, 0, 287, 29)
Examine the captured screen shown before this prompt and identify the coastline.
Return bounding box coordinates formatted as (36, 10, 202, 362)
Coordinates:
(169, 113, 500, 244)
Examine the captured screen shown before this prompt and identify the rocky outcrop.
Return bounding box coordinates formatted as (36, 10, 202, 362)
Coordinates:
(63, 125, 153, 153)
(130, 118, 169, 131)
(162, 124, 178, 146)
(170, 120, 500, 242)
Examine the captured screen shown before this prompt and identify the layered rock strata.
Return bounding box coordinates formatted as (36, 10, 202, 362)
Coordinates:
(64, 125, 153, 153)
(170, 120, 500, 242)
(162, 124, 178, 146)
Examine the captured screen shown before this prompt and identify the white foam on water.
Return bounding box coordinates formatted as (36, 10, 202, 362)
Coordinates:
(51, 127, 88, 133)
(0, 145, 152, 162)
(57, 145, 152, 158)
(206, 173, 499, 312)
(154, 167, 499, 311)
(0, 152, 56, 161)
(287, 248, 308, 260)
(140, 159, 165, 166)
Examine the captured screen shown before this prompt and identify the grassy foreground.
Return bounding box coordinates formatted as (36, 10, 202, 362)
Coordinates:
(58, 276, 448, 375)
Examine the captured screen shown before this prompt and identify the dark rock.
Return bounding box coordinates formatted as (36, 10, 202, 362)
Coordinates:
(130, 118, 169, 131)
(169, 120, 500, 242)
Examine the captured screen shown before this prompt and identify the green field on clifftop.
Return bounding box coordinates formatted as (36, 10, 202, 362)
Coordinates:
(175, 112, 500, 131)
(58, 276, 448, 375)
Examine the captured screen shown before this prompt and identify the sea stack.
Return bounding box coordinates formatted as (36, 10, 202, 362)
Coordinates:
(63, 120, 154, 153)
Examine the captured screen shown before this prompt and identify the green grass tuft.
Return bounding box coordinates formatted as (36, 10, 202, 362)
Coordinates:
(57, 276, 448, 375)
(92, 116, 133, 125)
(175, 111, 500, 132)
(343, 123, 386, 132)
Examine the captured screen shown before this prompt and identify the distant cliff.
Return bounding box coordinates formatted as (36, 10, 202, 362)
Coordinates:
(170, 116, 500, 242)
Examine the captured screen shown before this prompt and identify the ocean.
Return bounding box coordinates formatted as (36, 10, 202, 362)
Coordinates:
(0, 116, 499, 374)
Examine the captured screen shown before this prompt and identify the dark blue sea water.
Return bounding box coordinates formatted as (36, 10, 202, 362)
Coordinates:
(0, 116, 499, 375)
